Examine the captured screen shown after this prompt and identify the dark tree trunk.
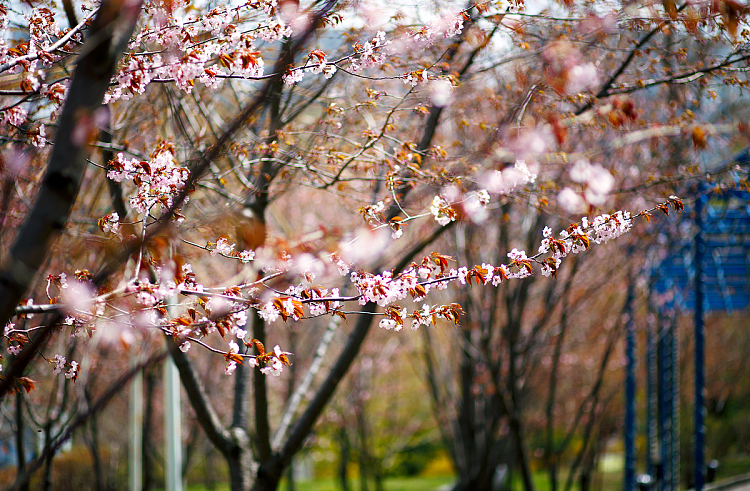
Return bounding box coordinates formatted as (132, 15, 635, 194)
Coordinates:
(16, 393, 29, 491)
(143, 366, 157, 491)
(42, 421, 54, 491)
(356, 394, 369, 491)
(81, 384, 106, 491)
(373, 462, 384, 491)
(285, 459, 295, 491)
(203, 449, 218, 491)
(284, 329, 298, 491)
(0, 0, 147, 397)
(338, 425, 350, 491)
(252, 454, 283, 491)
(88, 414, 105, 491)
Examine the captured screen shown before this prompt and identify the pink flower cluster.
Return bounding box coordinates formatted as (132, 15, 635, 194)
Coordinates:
(248, 205, 640, 330)
(349, 31, 388, 72)
(403, 69, 429, 87)
(430, 196, 455, 226)
(351, 269, 421, 307)
(50, 354, 79, 379)
(99, 212, 120, 235)
(106, 3, 277, 101)
(483, 160, 537, 195)
(411, 13, 466, 44)
(27, 8, 59, 46)
(536, 211, 632, 276)
(211, 237, 235, 257)
(106, 146, 190, 216)
(20, 196, 659, 381)
(558, 159, 615, 213)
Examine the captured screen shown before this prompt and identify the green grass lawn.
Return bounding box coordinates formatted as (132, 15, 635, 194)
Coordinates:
(715, 454, 750, 482)
(179, 468, 606, 491)
(180, 470, 602, 491)
(176, 453, 750, 491)
(179, 475, 456, 491)
(280, 475, 455, 491)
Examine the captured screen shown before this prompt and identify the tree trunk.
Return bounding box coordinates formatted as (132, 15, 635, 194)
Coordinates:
(511, 410, 535, 491)
(373, 462, 384, 491)
(225, 428, 258, 491)
(356, 392, 370, 491)
(338, 425, 350, 491)
(252, 454, 283, 491)
(0, 0, 146, 396)
(88, 414, 105, 491)
(285, 459, 295, 491)
(15, 393, 29, 491)
(203, 449, 218, 491)
(42, 421, 54, 491)
(143, 366, 157, 491)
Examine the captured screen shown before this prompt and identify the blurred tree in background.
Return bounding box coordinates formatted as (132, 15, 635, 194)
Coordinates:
(0, 0, 749, 490)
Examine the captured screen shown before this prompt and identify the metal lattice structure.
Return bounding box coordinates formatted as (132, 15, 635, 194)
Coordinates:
(624, 147, 750, 491)
(655, 192, 750, 314)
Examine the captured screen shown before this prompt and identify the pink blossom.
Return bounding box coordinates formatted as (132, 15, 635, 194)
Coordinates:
(259, 301, 280, 323)
(52, 354, 66, 374)
(62, 280, 95, 315)
(484, 160, 537, 194)
(239, 250, 255, 263)
(101, 212, 120, 234)
(568, 159, 614, 207)
(567, 63, 599, 94)
(430, 196, 454, 226)
(4, 107, 27, 127)
(403, 69, 428, 87)
(65, 361, 79, 379)
(457, 267, 469, 285)
(507, 248, 528, 262)
(31, 124, 46, 148)
(558, 188, 587, 214)
(211, 237, 235, 257)
(463, 194, 488, 224)
(350, 31, 388, 72)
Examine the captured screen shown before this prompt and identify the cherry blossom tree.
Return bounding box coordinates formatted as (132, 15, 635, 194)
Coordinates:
(0, 0, 748, 489)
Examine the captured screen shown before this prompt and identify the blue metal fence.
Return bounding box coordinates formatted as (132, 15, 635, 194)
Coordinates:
(625, 147, 750, 491)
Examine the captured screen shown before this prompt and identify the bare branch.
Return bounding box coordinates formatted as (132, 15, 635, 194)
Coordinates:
(0, 0, 144, 398)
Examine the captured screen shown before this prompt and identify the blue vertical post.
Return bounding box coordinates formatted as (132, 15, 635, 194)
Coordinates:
(672, 316, 681, 491)
(647, 307, 657, 482)
(666, 319, 674, 491)
(624, 275, 636, 491)
(659, 314, 673, 491)
(694, 196, 706, 491)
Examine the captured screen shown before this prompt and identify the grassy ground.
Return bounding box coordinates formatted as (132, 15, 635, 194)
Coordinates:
(716, 455, 750, 482)
(179, 475, 455, 491)
(284, 475, 455, 491)
(180, 471, 605, 491)
(174, 453, 750, 491)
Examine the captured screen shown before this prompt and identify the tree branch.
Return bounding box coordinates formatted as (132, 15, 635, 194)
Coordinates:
(253, 314, 273, 461)
(272, 312, 341, 449)
(2, 350, 166, 491)
(166, 336, 234, 453)
(279, 222, 454, 466)
(576, 5, 686, 115)
(0, 0, 144, 398)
